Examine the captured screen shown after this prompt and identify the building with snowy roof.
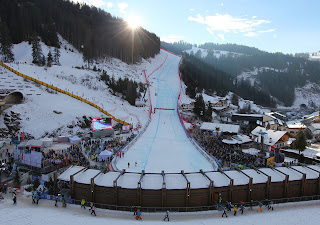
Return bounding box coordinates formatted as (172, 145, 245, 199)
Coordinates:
(285, 121, 307, 137)
(251, 126, 292, 150)
(200, 122, 240, 134)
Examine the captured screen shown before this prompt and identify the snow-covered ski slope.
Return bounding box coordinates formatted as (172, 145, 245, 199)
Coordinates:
(115, 50, 216, 173)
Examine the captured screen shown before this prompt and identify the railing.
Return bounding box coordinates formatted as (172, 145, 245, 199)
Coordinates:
(0, 62, 131, 126)
(26, 192, 320, 213)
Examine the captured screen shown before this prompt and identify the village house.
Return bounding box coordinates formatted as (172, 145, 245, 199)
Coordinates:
(251, 126, 292, 151)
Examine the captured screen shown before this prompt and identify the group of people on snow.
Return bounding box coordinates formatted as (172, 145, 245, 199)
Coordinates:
(221, 199, 274, 217)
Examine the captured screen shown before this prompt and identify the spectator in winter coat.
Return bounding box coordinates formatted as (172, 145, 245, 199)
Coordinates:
(12, 194, 17, 204)
(55, 196, 58, 207)
(164, 210, 169, 221)
(221, 206, 228, 218)
(89, 202, 93, 211)
(257, 202, 263, 212)
(32, 193, 36, 204)
(240, 204, 245, 214)
(233, 205, 238, 216)
(227, 202, 232, 211)
(268, 201, 274, 210)
(81, 199, 86, 209)
(36, 194, 40, 204)
(91, 205, 96, 216)
(136, 209, 142, 220)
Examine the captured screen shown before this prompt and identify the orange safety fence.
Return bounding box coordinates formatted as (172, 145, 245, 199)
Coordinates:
(0, 62, 131, 126)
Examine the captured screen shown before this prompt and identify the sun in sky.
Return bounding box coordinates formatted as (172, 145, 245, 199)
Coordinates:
(126, 15, 142, 29)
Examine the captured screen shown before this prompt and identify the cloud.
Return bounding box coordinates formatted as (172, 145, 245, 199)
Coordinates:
(244, 32, 259, 37)
(106, 2, 113, 8)
(188, 13, 271, 34)
(273, 34, 277, 38)
(252, 16, 257, 19)
(189, 8, 194, 11)
(258, 29, 276, 33)
(206, 27, 214, 34)
(161, 35, 184, 43)
(217, 33, 225, 40)
(220, 3, 224, 6)
(118, 2, 128, 14)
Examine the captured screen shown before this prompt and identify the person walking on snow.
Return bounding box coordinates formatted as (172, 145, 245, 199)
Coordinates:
(136, 209, 142, 220)
(218, 195, 222, 207)
(32, 193, 36, 204)
(55, 196, 58, 207)
(268, 201, 274, 210)
(257, 201, 263, 212)
(81, 199, 86, 209)
(128, 162, 130, 168)
(233, 205, 238, 216)
(227, 202, 232, 211)
(12, 193, 17, 204)
(36, 194, 40, 204)
(221, 206, 228, 218)
(89, 202, 93, 211)
(240, 204, 245, 214)
(91, 205, 96, 216)
(163, 210, 170, 221)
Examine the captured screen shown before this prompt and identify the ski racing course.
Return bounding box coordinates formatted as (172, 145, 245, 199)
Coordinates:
(115, 50, 217, 173)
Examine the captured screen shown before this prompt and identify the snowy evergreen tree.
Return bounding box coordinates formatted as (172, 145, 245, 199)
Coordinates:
(293, 131, 307, 155)
(53, 47, 60, 65)
(47, 50, 53, 67)
(0, 23, 14, 62)
(31, 36, 44, 66)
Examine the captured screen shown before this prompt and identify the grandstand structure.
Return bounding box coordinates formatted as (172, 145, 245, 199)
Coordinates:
(55, 165, 320, 208)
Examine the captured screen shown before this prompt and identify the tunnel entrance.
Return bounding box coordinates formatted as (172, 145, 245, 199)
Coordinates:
(4, 92, 24, 104)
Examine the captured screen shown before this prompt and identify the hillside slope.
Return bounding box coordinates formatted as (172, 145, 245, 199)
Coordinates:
(0, 37, 167, 139)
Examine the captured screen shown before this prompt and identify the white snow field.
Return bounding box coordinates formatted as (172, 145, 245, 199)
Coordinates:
(1, 194, 320, 225)
(114, 51, 216, 173)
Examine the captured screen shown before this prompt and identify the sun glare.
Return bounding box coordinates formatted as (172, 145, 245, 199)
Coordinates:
(127, 15, 142, 29)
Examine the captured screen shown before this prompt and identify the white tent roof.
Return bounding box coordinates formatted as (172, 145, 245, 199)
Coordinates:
(222, 134, 252, 145)
(186, 173, 210, 189)
(224, 170, 250, 186)
(205, 172, 230, 187)
(242, 169, 268, 184)
(200, 122, 240, 133)
(94, 172, 121, 187)
(117, 173, 141, 189)
(57, 166, 85, 182)
(165, 174, 187, 189)
(291, 166, 320, 179)
(276, 167, 303, 181)
(141, 174, 163, 190)
(99, 150, 113, 156)
(74, 169, 100, 184)
(258, 168, 285, 182)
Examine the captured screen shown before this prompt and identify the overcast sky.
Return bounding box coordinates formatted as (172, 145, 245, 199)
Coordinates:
(73, 0, 320, 54)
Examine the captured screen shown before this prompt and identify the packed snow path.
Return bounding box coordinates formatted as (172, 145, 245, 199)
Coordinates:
(1, 194, 320, 225)
(115, 51, 215, 173)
